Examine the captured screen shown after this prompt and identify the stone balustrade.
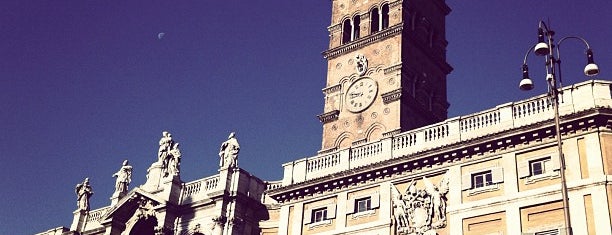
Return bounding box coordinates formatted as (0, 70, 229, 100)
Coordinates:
(282, 80, 612, 184)
(181, 174, 220, 204)
(265, 180, 284, 191)
(86, 206, 110, 223)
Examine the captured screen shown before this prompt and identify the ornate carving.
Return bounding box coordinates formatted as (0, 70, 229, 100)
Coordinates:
(391, 173, 450, 235)
(382, 88, 403, 104)
(75, 178, 93, 211)
(355, 54, 368, 76)
(317, 110, 340, 124)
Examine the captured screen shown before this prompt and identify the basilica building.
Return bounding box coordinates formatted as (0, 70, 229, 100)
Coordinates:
(38, 0, 612, 235)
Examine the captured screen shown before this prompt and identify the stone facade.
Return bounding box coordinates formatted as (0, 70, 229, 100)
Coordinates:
(37, 0, 612, 235)
(265, 80, 612, 235)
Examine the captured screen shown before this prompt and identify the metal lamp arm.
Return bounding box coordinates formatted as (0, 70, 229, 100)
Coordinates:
(555, 36, 592, 91)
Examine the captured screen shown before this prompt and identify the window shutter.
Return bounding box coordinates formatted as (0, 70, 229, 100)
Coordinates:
(461, 173, 472, 190)
(518, 159, 530, 178)
(327, 204, 336, 219)
(346, 198, 355, 214)
(371, 194, 380, 209)
(492, 167, 504, 183)
(304, 208, 312, 224)
(549, 154, 561, 171)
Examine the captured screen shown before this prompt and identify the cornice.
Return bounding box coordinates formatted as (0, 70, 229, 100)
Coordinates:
(267, 108, 612, 203)
(317, 110, 340, 123)
(322, 84, 342, 95)
(384, 63, 402, 75)
(323, 24, 403, 60)
(381, 88, 402, 104)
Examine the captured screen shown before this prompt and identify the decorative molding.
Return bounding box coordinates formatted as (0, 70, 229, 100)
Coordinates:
(317, 110, 340, 124)
(323, 24, 403, 60)
(382, 88, 403, 104)
(328, 24, 341, 33)
(352, 138, 367, 146)
(384, 63, 403, 75)
(318, 147, 339, 155)
(389, 0, 403, 9)
(383, 129, 402, 137)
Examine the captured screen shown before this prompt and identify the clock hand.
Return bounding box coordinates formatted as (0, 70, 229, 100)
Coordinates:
(349, 92, 363, 98)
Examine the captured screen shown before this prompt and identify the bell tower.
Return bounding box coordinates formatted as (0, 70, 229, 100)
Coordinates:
(317, 0, 452, 151)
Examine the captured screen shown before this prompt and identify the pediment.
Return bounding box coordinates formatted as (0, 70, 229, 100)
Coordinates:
(100, 188, 166, 223)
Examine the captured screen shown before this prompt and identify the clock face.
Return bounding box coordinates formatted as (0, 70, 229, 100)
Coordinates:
(346, 78, 378, 113)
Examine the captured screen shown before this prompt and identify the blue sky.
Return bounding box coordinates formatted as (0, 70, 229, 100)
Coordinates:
(1, 1, 611, 234)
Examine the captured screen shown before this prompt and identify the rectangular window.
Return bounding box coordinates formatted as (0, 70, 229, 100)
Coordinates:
(312, 208, 327, 223)
(472, 171, 493, 188)
(530, 159, 545, 176)
(355, 197, 371, 213)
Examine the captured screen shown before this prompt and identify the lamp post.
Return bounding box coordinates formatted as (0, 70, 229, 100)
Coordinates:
(519, 21, 599, 235)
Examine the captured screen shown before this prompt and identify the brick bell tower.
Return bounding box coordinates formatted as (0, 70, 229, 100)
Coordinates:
(317, 0, 452, 151)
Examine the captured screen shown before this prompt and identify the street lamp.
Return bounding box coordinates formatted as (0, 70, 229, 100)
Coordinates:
(519, 21, 599, 235)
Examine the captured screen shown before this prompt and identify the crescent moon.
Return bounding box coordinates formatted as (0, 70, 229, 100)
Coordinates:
(157, 32, 165, 39)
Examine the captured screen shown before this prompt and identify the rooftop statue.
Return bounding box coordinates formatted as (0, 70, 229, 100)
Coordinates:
(219, 132, 240, 169)
(157, 131, 181, 177)
(75, 178, 93, 211)
(167, 142, 181, 176)
(112, 160, 132, 195)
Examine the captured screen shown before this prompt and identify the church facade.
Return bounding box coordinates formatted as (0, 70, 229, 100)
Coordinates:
(38, 0, 612, 235)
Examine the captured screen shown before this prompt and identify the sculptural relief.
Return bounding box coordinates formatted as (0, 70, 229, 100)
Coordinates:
(75, 178, 94, 211)
(355, 54, 368, 76)
(219, 132, 240, 169)
(391, 172, 449, 235)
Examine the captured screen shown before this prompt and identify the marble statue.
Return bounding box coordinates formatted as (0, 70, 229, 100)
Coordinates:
(392, 172, 450, 235)
(75, 178, 94, 211)
(167, 142, 181, 176)
(219, 132, 240, 169)
(157, 131, 181, 177)
(158, 131, 173, 163)
(112, 160, 132, 195)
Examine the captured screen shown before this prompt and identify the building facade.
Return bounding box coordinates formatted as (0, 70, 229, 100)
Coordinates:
(38, 0, 612, 235)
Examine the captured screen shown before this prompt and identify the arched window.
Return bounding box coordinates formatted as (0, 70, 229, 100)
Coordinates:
(342, 19, 352, 44)
(370, 8, 379, 34)
(353, 15, 361, 40)
(381, 4, 389, 29)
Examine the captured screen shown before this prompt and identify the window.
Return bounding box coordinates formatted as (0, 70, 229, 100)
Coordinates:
(342, 19, 352, 44)
(353, 16, 361, 40)
(370, 8, 379, 33)
(370, 4, 389, 34)
(530, 159, 545, 176)
(518, 155, 559, 180)
(347, 193, 379, 215)
(462, 167, 503, 192)
(312, 208, 327, 223)
(355, 197, 371, 213)
(472, 171, 493, 188)
(381, 4, 389, 29)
